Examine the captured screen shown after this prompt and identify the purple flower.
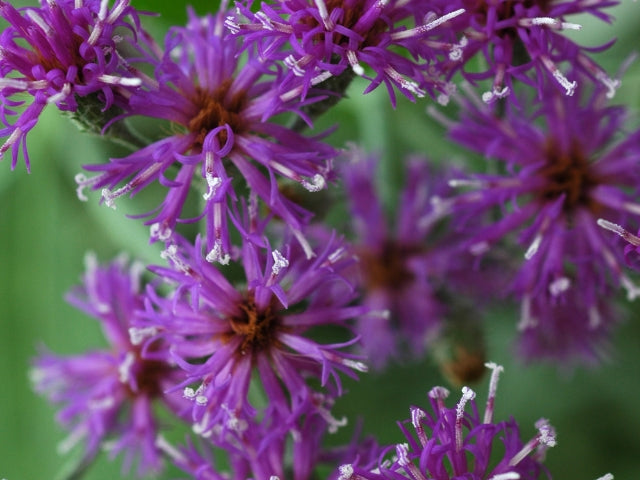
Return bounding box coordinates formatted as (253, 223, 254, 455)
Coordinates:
(77, 7, 337, 263)
(158, 403, 357, 480)
(340, 149, 449, 368)
(341, 147, 493, 370)
(0, 0, 143, 170)
(429, 0, 620, 102)
(337, 363, 556, 480)
(432, 80, 640, 363)
(135, 227, 367, 441)
(30, 253, 187, 476)
(227, 0, 465, 105)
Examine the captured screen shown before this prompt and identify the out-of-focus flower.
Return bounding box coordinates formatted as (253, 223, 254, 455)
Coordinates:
(135, 226, 367, 441)
(0, 0, 143, 169)
(77, 7, 337, 263)
(431, 80, 640, 363)
(341, 147, 496, 371)
(337, 362, 556, 480)
(340, 148, 448, 368)
(30, 253, 186, 476)
(227, 0, 465, 105)
(429, 0, 620, 102)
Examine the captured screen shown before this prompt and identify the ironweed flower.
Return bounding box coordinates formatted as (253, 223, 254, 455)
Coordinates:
(0, 0, 143, 170)
(337, 362, 556, 480)
(429, 0, 620, 102)
(134, 226, 368, 441)
(227, 0, 465, 105)
(431, 80, 640, 362)
(30, 253, 186, 476)
(77, 6, 337, 263)
(341, 148, 453, 369)
(158, 403, 362, 480)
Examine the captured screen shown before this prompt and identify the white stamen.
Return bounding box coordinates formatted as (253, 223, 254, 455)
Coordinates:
(301, 173, 326, 192)
(255, 11, 274, 30)
(156, 435, 188, 464)
(518, 295, 537, 330)
(470, 241, 490, 256)
(101, 188, 117, 209)
(489, 473, 521, 480)
(88, 395, 115, 410)
(524, 233, 543, 260)
(383, 66, 425, 97)
(347, 50, 364, 76)
(118, 352, 135, 383)
(224, 16, 240, 34)
(128, 326, 159, 346)
(391, 9, 464, 40)
(536, 418, 557, 447)
(620, 275, 640, 301)
(396, 443, 410, 466)
(521, 16, 581, 30)
(341, 358, 368, 372)
(588, 306, 602, 329)
(26, 10, 52, 35)
(411, 407, 425, 428)
(456, 387, 476, 451)
(150, 222, 172, 241)
(482, 86, 510, 103)
(47, 83, 72, 105)
(338, 465, 354, 480)
(448, 178, 485, 188)
(203, 173, 222, 200)
(428, 386, 449, 400)
(195, 395, 208, 406)
(271, 249, 289, 275)
(74, 173, 92, 201)
(548, 277, 570, 296)
(206, 241, 231, 265)
(597, 218, 640, 247)
(595, 475, 614, 480)
(449, 36, 468, 62)
(97, 74, 142, 87)
(284, 55, 306, 76)
(483, 362, 504, 424)
(183, 387, 196, 399)
(314, 0, 334, 30)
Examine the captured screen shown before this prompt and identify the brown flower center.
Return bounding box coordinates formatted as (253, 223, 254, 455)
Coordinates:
(188, 79, 248, 148)
(124, 349, 172, 398)
(359, 241, 421, 291)
(536, 140, 602, 214)
(229, 295, 281, 356)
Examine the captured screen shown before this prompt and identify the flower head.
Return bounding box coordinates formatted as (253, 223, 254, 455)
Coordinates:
(341, 149, 450, 368)
(433, 80, 640, 363)
(228, 0, 465, 105)
(341, 147, 494, 370)
(77, 7, 337, 262)
(338, 362, 555, 480)
(430, 0, 620, 102)
(135, 226, 367, 440)
(0, 0, 143, 170)
(30, 253, 186, 476)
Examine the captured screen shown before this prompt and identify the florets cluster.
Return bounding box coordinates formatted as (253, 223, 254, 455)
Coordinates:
(2, 0, 634, 478)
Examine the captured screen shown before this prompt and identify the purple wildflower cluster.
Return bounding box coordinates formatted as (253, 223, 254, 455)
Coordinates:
(1, 0, 637, 478)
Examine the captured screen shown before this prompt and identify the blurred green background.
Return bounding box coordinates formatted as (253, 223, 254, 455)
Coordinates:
(1, 1, 640, 479)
